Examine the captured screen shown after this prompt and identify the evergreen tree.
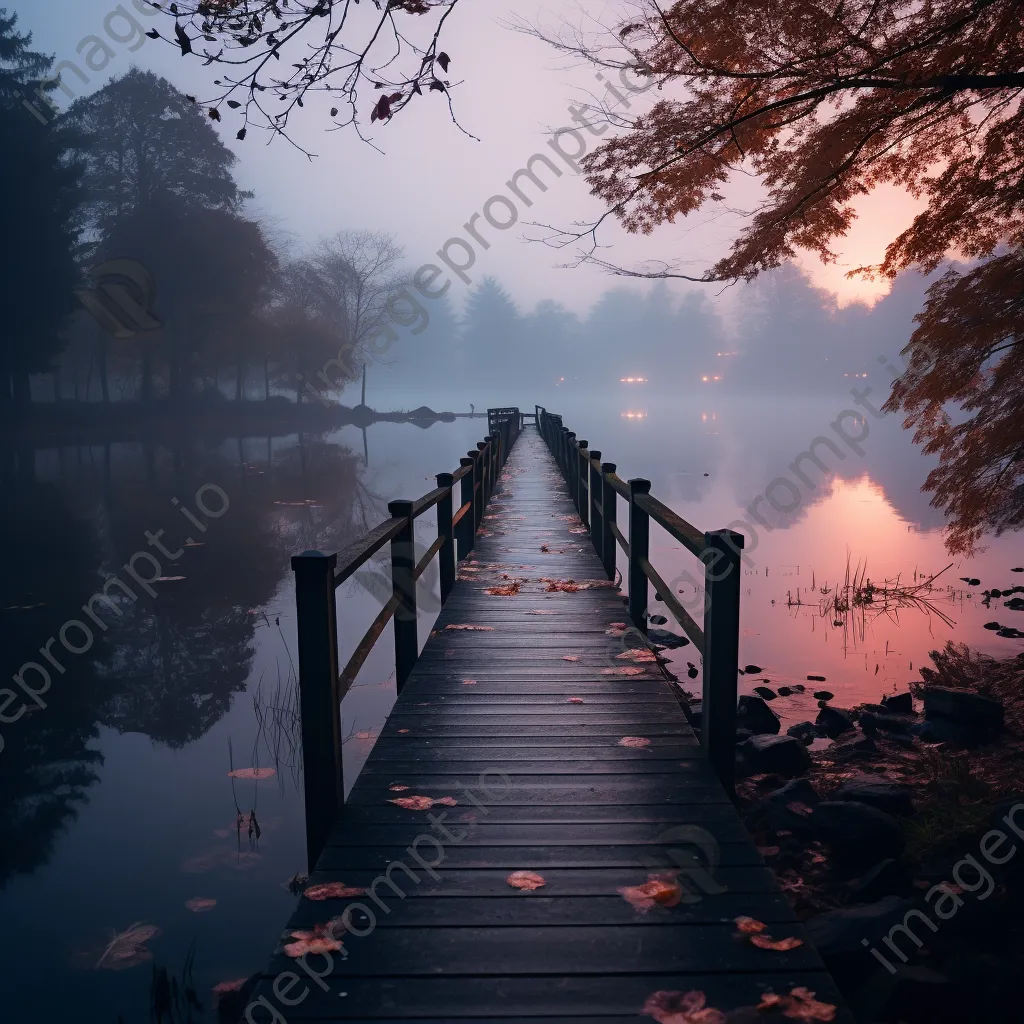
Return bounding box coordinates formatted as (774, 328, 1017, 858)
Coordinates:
(0, 9, 83, 409)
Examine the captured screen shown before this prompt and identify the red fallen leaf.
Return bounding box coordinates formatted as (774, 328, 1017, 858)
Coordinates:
(228, 767, 275, 780)
(507, 870, 546, 890)
(444, 624, 494, 631)
(435, 796, 458, 807)
(398, 728, 410, 734)
(389, 784, 409, 792)
(212, 979, 248, 1005)
(786, 801, 814, 816)
(185, 897, 217, 913)
(610, 621, 628, 628)
(390, 796, 434, 810)
(735, 916, 768, 934)
(486, 583, 521, 596)
(562, 655, 580, 662)
(283, 923, 344, 958)
(462, 679, 477, 685)
(757, 846, 781, 858)
(619, 876, 683, 913)
(568, 696, 585, 703)
(617, 648, 657, 662)
(751, 934, 804, 951)
(304, 883, 367, 900)
(601, 666, 645, 676)
(642, 989, 726, 1023)
(618, 736, 651, 748)
(756, 986, 837, 1020)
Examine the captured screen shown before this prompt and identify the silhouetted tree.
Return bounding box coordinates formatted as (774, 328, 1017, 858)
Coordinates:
(0, 10, 83, 409)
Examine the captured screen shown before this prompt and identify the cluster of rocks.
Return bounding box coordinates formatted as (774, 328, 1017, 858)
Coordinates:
(684, 682, 1006, 779)
(716, 681, 1016, 1023)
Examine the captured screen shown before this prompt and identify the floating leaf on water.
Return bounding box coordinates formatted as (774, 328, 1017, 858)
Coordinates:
(507, 870, 546, 890)
(95, 922, 161, 971)
(304, 883, 367, 900)
(185, 898, 217, 913)
(228, 767, 275, 780)
(212, 979, 248, 1005)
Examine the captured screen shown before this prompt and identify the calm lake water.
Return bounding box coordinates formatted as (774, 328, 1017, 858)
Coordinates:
(2, 386, 1022, 1022)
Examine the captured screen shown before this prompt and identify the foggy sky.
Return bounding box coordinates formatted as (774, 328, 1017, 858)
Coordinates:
(19, 0, 930, 321)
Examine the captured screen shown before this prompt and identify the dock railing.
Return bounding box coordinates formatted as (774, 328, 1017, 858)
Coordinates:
(291, 410, 523, 869)
(536, 406, 744, 796)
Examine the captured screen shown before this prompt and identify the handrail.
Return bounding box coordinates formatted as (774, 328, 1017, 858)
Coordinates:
(534, 404, 743, 797)
(291, 409, 524, 870)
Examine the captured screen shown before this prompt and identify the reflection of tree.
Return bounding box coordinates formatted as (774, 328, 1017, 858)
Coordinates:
(0, 480, 111, 888)
(1, 430, 374, 882)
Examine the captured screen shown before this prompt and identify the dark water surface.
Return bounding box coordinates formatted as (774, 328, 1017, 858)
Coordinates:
(1, 389, 1022, 1022)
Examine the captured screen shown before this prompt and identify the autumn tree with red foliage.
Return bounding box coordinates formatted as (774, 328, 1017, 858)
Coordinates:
(528, 0, 1024, 553)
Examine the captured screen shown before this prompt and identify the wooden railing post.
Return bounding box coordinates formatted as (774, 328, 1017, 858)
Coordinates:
(458, 457, 475, 560)
(469, 449, 484, 531)
(627, 479, 651, 635)
(436, 472, 456, 605)
(477, 441, 489, 507)
(588, 450, 602, 554)
(291, 550, 343, 872)
(388, 500, 418, 691)
(703, 529, 743, 796)
(601, 463, 617, 581)
(576, 440, 588, 524)
(565, 431, 575, 484)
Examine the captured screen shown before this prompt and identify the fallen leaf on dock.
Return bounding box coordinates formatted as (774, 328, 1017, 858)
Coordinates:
(568, 696, 584, 703)
(444, 624, 495, 631)
(462, 679, 477, 685)
(485, 582, 521, 596)
(617, 648, 658, 662)
(398, 728, 410, 734)
(618, 736, 651, 748)
(304, 883, 366, 900)
(601, 666, 645, 676)
(618, 876, 683, 913)
(507, 870, 546, 890)
(642, 989, 725, 1024)
(283, 923, 344, 958)
(228, 767, 275, 780)
(735, 916, 767, 934)
(562, 655, 580, 662)
(184, 898, 217, 913)
(750, 934, 804, 951)
(389, 784, 409, 791)
(756, 987, 836, 1020)
(389, 795, 458, 810)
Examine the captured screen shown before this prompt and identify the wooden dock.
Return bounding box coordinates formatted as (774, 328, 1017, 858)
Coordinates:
(246, 423, 849, 1022)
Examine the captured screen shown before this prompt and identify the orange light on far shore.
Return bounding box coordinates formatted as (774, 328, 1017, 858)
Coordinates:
(619, 376, 648, 383)
(621, 411, 647, 419)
